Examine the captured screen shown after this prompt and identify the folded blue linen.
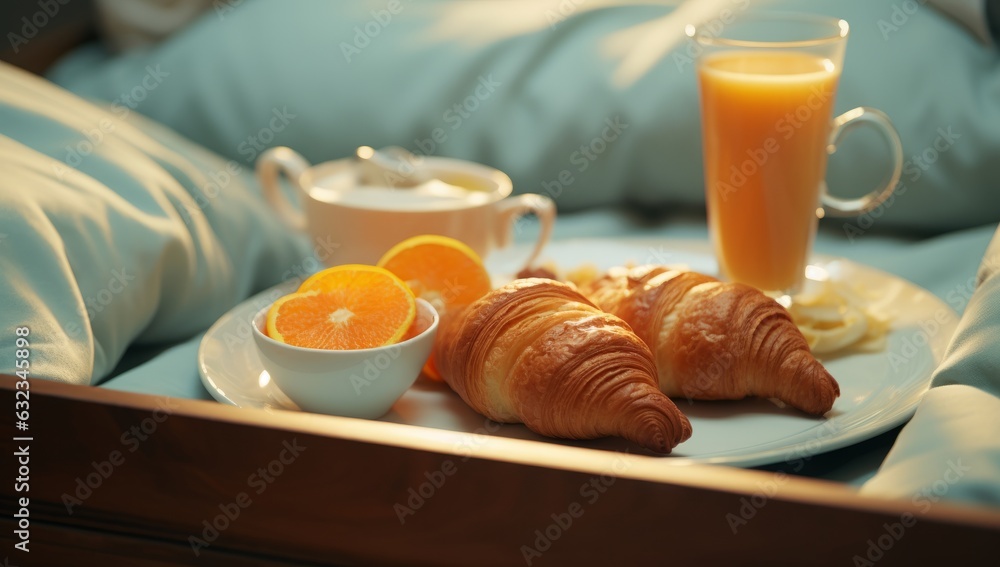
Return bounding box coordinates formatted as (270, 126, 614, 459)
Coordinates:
(0, 62, 310, 385)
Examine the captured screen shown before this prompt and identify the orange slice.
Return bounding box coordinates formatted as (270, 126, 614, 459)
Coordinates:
(376, 235, 492, 314)
(377, 235, 493, 380)
(268, 265, 415, 350)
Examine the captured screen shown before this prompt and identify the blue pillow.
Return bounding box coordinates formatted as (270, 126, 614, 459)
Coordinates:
(0, 62, 310, 385)
(48, 0, 1000, 233)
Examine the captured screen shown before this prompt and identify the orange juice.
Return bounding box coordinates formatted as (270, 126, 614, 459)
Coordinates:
(698, 51, 840, 293)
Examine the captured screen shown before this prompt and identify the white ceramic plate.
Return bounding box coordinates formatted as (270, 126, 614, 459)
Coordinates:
(198, 239, 957, 467)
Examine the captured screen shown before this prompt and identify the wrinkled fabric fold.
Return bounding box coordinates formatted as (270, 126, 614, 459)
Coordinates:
(864, 225, 1000, 506)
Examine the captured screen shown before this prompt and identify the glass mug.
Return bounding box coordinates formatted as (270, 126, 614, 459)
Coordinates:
(692, 13, 902, 297)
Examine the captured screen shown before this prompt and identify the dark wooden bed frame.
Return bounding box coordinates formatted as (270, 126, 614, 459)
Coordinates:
(1, 375, 997, 565)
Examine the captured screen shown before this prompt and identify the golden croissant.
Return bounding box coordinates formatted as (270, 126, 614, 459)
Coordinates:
(434, 278, 692, 453)
(582, 266, 840, 415)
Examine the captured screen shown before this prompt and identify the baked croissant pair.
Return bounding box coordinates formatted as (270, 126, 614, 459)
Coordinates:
(433, 267, 840, 454)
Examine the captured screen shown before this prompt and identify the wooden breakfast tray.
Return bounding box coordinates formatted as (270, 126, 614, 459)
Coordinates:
(1, 375, 997, 565)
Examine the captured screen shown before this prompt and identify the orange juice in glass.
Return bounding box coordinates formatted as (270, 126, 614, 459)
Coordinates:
(693, 14, 903, 297)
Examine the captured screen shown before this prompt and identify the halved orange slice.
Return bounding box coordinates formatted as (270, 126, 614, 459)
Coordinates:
(376, 235, 492, 315)
(377, 235, 493, 379)
(268, 265, 415, 350)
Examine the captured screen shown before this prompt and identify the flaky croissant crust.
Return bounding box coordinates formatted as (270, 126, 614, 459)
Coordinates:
(584, 266, 840, 416)
(435, 278, 692, 453)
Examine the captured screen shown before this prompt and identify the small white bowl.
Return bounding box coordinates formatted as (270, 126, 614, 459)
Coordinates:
(252, 298, 439, 419)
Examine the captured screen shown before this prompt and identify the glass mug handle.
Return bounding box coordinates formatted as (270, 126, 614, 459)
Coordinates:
(821, 107, 903, 216)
